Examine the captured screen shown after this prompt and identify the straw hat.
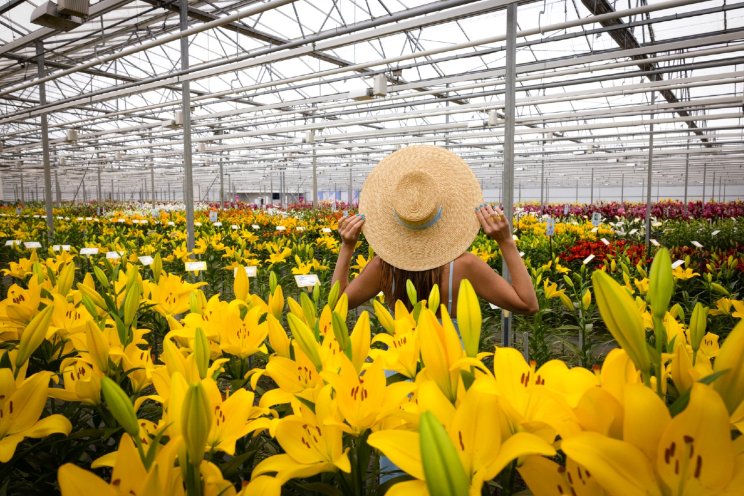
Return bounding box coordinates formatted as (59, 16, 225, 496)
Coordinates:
(358, 145, 483, 271)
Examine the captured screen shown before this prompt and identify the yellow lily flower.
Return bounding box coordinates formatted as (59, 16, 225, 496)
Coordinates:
(250, 414, 350, 488)
(145, 272, 206, 317)
(417, 308, 463, 402)
(713, 320, 744, 415)
(562, 383, 744, 496)
(672, 267, 700, 280)
(369, 383, 555, 496)
(48, 358, 102, 405)
(219, 305, 269, 359)
(520, 455, 608, 496)
(371, 317, 421, 379)
(0, 369, 72, 462)
(732, 300, 744, 320)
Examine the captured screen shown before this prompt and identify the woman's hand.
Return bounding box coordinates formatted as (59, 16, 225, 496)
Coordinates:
(475, 204, 512, 244)
(338, 214, 365, 247)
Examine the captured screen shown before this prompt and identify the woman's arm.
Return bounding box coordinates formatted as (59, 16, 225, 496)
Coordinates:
(331, 214, 365, 293)
(471, 204, 539, 315)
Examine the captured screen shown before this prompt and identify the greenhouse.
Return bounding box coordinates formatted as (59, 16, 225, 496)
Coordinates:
(0, 0, 743, 494)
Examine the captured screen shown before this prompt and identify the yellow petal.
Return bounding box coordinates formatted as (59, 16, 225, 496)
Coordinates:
(368, 430, 424, 480)
(561, 432, 662, 496)
(481, 432, 555, 482)
(623, 383, 670, 464)
(713, 319, 744, 414)
(58, 463, 116, 496)
(656, 383, 734, 494)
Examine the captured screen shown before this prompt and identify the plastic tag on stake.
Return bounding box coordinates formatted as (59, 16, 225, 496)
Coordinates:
(295, 274, 320, 288)
(80, 247, 99, 256)
(276, 226, 286, 231)
(583, 254, 596, 265)
(691, 241, 703, 249)
(322, 227, 332, 233)
(168, 221, 175, 226)
(489, 302, 500, 310)
(185, 261, 207, 272)
(24, 241, 42, 249)
(591, 212, 601, 226)
(650, 239, 660, 247)
(233, 266, 258, 278)
(213, 222, 222, 227)
(296, 226, 305, 232)
(629, 229, 638, 235)
(252, 224, 260, 230)
(231, 224, 239, 230)
(545, 218, 555, 237)
(711, 230, 720, 237)
(138, 256, 154, 266)
(5, 240, 20, 246)
(106, 251, 122, 259)
(671, 260, 685, 269)
(600, 238, 610, 246)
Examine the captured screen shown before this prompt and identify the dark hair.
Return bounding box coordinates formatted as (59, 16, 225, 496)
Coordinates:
(379, 258, 441, 312)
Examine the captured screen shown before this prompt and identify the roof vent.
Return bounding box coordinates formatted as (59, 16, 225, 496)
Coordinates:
(30, 2, 83, 31)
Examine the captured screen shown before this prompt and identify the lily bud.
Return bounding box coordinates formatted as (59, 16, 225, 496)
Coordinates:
(406, 279, 418, 307)
(648, 247, 673, 319)
(582, 289, 592, 311)
(15, 304, 55, 369)
(56, 262, 76, 297)
(419, 411, 469, 496)
(688, 302, 707, 352)
(122, 284, 141, 329)
(456, 279, 481, 357)
(287, 313, 322, 371)
(300, 292, 317, 330)
(181, 382, 212, 464)
(101, 377, 139, 437)
(234, 265, 249, 302)
(592, 270, 652, 378)
(85, 321, 110, 373)
(194, 327, 209, 380)
(428, 284, 440, 314)
(327, 280, 341, 310)
(269, 271, 278, 295)
(266, 314, 291, 357)
(372, 300, 395, 334)
(151, 253, 162, 283)
(77, 283, 107, 310)
(331, 311, 352, 360)
(93, 266, 110, 290)
(710, 283, 730, 296)
(334, 293, 348, 321)
(268, 285, 284, 320)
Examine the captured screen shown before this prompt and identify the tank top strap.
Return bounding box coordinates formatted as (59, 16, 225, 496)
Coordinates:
(447, 259, 455, 315)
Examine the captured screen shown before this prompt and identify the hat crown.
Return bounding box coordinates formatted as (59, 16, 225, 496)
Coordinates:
(391, 170, 439, 226)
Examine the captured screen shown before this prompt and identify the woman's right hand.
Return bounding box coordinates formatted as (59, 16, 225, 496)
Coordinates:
(338, 214, 365, 247)
(476, 204, 512, 244)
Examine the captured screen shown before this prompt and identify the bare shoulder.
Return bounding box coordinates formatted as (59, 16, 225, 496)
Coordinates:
(457, 252, 487, 271)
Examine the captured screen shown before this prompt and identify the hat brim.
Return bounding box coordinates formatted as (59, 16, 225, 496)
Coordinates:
(358, 146, 483, 271)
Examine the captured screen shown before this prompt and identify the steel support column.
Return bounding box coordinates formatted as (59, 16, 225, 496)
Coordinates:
(180, 0, 195, 252)
(683, 141, 690, 214)
(501, 3, 516, 349)
(36, 42, 54, 240)
(644, 91, 655, 248)
(54, 169, 61, 206)
(621, 173, 624, 203)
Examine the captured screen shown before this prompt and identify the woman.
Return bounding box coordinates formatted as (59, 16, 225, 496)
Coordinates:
(331, 145, 537, 318)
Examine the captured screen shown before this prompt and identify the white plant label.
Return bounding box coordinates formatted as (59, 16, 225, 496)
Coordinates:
(185, 261, 207, 272)
(53, 245, 71, 251)
(322, 227, 333, 233)
(545, 218, 555, 237)
(711, 230, 720, 236)
(489, 302, 500, 310)
(194, 222, 202, 227)
(231, 224, 239, 230)
(590, 227, 598, 233)
(295, 274, 320, 288)
(296, 227, 305, 232)
(80, 247, 99, 255)
(591, 212, 601, 226)
(106, 251, 122, 259)
(650, 239, 660, 247)
(600, 238, 610, 246)
(691, 241, 703, 249)
(275, 225, 286, 231)
(519, 251, 525, 258)
(167, 221, 175, 226)
(4, 240, 20, 246)
(583, 254, 596, 265)
(85, 217, 93, 221)
(233, 266, 258, 278)
(629, 229, 638, 235)
(252, 224, 260, 230)
(117, 218, 125, 223)
(132, 219, 140, 224)
(213, 222, 223, 227)
(24, 241, 42, 249)
(138, 256, 154, 266)
(671, 260, 685, 269)
(76, 217, 83, 221)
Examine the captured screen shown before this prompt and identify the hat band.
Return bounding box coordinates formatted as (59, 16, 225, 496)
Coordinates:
(394, 207, 443, 231)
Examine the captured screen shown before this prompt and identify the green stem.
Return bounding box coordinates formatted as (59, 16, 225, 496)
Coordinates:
(185, 460, 203, 496)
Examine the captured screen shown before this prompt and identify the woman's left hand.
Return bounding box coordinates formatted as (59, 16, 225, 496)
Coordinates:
(476, 204, 512, 243)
